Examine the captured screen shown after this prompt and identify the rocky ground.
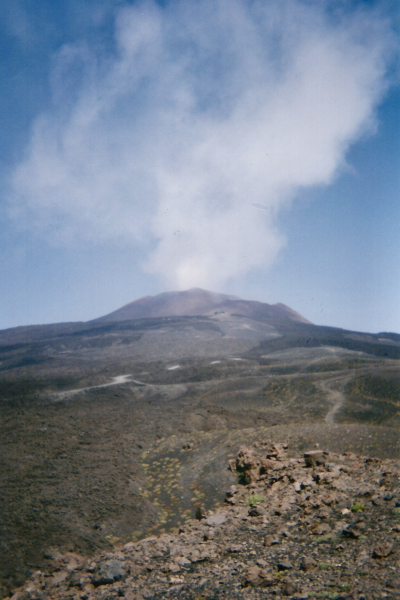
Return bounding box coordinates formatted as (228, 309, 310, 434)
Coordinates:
(1, 308, 398, 598)
(6, 442, 400, 600)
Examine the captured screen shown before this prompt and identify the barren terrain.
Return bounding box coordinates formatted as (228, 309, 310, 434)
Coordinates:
(0, 291, 399, 598)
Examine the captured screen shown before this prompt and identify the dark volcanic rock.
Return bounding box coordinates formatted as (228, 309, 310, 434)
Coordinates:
(92, 560, 126, 586)
(342, 520, 366, 539)
(304, 450, 327, 468)
(277, 559, 293, 571)
(300, 556, 318, 571)
(372, 541, 394, 558)
(282, 580, 297, 596)
(244, 565, 262, 587)
(195, 506, 206, 520)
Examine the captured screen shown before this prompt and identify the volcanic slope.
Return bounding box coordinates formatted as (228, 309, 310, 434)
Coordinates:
(0, 289, 399, 597)
(96, 287, 311, 324)
(7, 442, 400, 600)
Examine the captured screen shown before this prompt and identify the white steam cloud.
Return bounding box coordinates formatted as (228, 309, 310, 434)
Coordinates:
(9, 0, 394, 290)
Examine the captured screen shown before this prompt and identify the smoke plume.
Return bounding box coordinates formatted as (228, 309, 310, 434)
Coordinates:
(9, 0, 395, 289)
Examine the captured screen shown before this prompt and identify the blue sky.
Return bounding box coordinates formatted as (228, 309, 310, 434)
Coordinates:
(0, 0, 399, 333)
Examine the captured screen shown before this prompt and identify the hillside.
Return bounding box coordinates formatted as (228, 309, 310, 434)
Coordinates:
(0, 289, 399, 598)
(6, 442, 400, 600)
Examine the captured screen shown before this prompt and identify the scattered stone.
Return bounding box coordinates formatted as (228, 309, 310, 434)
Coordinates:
(312, 523, 331, 535)
(263, 535, 280, 546)
(300, 557, 318, 571)
(205, 512, 227, 526)
(91, 560, 126, 586)
(67, 572, 83, 588)
(225, 485, 238, 497)
(226, 544, 242, 553)
(259, 570, 275, 586)
(244, 566, 261, 587)
(372, 541, 393, 558)
(188, 548, 211, 563)
(174, 556, 190, 566)
(342, 520, 366, 539)
(162, 562, 181, 573)
(294, 481, 302, 492)
(195, 506, 207, 520)
(282, 581, 297, 596)
(248, 505, 265, 517)
(304, 451, 327, 468)
(256, 559, 268, 568)
(277, 559, 293, 571)
(236, 445, 284, 484)
(225, 485, 238, 504)
(372, 496, 384, 507)
(6, 444, 400, 600)
(386, 578, 400, 589)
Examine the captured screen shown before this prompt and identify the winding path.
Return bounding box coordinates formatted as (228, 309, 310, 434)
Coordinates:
(318, 376, 350, 425)
(53, 374, 147, 400)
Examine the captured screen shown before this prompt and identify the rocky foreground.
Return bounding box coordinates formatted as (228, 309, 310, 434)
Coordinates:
(7, 443, 400, 600)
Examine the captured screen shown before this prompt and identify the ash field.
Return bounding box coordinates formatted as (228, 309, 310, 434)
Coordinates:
(0, 289, 399, 597)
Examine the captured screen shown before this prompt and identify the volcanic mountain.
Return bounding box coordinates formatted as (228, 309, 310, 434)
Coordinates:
(96, 287, 311, 324)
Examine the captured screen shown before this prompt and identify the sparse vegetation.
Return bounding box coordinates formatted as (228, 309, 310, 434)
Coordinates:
(340, 374, 400, 425)
(315, 533, 339, 544)
(319, 562, 335, 570)
(351, 502, 365, 512)
(0, 307, 399, 596)
(246, 494, 264, 506)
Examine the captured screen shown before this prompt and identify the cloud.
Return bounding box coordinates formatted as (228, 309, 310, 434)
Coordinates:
(8, 0, 396, 290)
(1, 1, 35, 46)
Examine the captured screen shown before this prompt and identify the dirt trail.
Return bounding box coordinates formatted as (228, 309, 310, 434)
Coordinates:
(52, 374, 146, 400)
(319, 376, 350, 425)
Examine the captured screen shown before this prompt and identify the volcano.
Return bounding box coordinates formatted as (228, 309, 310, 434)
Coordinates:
(96, 287, 311, 324)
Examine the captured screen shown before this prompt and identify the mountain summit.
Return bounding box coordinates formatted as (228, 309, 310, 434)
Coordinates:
(97, 288, 311, 324)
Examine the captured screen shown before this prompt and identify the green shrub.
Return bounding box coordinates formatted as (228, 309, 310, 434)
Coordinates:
(246, 494, 264, 506)
(318, 562, 335, 570)
(350, 502, 365, 512)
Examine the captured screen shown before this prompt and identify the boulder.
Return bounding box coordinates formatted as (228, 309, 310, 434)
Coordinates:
(300, 556, 318, 571)
(248, 505, 265, 517)
(373, 541, 393, 558)
(205, 512, 227, 527)
(282, 581, 297, 596)
(195, 506, 207, 520)
(244, 566, 261, 586)
(92, 560, 126, 586)
(304, 451, 327, 468)
(277, 559, 293, 571)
